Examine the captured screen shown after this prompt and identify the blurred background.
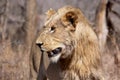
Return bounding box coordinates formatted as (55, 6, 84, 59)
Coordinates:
(0, 0, 120, 80)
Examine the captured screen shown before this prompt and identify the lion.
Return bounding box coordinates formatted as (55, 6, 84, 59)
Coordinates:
(36, 6, 104, 80)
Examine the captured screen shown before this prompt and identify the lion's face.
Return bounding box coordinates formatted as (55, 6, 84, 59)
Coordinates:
(36, 7, 80, 62)
(36, 6, 98, 63)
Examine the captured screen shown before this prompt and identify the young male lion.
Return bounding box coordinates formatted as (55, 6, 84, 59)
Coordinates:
(36, 6, 104, 80)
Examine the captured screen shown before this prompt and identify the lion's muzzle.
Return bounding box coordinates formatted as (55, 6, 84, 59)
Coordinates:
(47, 47, 62, 58)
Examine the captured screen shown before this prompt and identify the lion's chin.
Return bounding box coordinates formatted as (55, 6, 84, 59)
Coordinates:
(50, 53, 61, 63)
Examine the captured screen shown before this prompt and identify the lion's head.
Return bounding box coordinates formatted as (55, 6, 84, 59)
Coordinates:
(36, 6, 99, 64)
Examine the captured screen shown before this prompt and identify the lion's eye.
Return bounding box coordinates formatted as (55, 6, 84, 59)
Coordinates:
(50, 26, 56, 33)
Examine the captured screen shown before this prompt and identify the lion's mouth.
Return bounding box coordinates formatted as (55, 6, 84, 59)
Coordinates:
(47, 47, 62, 58)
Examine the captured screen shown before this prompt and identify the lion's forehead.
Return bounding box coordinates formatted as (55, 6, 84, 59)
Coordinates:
(45, 14, 61, 26)
(45, 19, 64, 29)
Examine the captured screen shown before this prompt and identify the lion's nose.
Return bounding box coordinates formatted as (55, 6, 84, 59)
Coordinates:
(36, 42, 44, 52)
(36, 42, 43, 48)
(47, 47, 62, 57)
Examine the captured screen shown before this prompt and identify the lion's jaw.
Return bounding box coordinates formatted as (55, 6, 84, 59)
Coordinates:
(49, 45, 74, 63)
(49, 52, 61, 63)
(47, 44, 66, 63)
(47, 44, 73, 63)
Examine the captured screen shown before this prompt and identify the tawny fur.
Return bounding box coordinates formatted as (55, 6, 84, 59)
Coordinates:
(36, 6, 104, 80)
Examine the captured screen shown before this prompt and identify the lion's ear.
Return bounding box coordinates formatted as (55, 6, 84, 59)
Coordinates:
(46, 8, 56, 20)
(65, 11, 78, 31)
